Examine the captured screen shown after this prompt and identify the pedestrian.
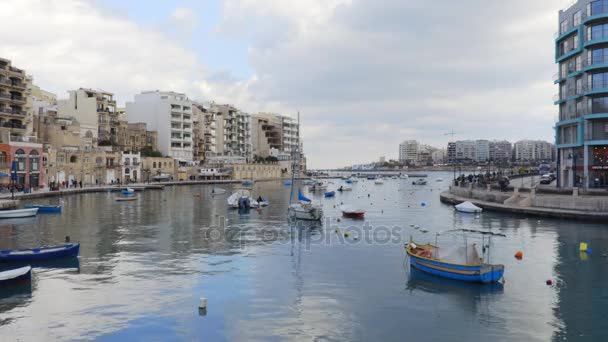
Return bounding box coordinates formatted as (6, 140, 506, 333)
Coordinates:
(79, 180, 83, 188)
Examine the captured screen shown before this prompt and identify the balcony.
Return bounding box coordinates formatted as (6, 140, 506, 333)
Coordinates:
(8, 67, 24, 77)
(0, 93, 10, 100)
(584, 4, 608, 24)
(0, 108, 26, 116)
(10, 95, 25, 104)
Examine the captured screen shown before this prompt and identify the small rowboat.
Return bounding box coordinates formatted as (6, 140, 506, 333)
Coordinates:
(24, 204, 62, 213)
(0, 243, 80, 262)
(0, 266, 32, 283)
(116, 195, 138, 201)
(0, 208, 38, 219)
(340, 205, 365, 219)
(405, 230, 505, 283)
(455, 201, 482, 213)
(324, 191, 336, 198)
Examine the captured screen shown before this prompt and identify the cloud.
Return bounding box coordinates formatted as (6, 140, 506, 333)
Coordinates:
(170, 7, 198, 34)
(216, 0, 562, 168)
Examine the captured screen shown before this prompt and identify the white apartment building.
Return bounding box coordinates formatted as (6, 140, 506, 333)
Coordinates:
(121, 151, 141, 182)
(455, 140, 476, 161)
(126, 91, 194, 161)
(399, 140, 419, 165)
(514, 140, 554, 162)
(475, 140, 489, 162)
(281, 115, 299, 156)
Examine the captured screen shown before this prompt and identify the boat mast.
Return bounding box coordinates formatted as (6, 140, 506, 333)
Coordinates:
(288, 111, 300, 207)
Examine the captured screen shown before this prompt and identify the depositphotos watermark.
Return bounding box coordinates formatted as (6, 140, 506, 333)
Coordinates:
(199, 216, 413, 250)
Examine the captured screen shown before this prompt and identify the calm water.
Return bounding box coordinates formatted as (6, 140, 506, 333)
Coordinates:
(0, 171, 607, 341)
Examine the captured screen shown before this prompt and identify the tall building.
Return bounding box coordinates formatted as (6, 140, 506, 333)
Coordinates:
(398, 140, 419, 165)
(455, 140, 476, 161)
(126, 91, 194, 161)
(489, 140, 512, 162)
(447, 142, 456, 163)
(281, 115, 299, 156)
(475, 140, 490, 162)
(0, 57, 33, 138)
(555, 1, 608, 187)
(513, 140, 554, 162)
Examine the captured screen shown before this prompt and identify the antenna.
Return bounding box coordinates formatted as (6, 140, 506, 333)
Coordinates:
(443, 129, 460, 141)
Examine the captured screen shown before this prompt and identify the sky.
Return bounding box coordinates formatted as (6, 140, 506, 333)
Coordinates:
(0, 0, 572, 168)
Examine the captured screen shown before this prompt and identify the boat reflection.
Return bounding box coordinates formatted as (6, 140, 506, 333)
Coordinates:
(407, 267, 504, 296)
(0, 256, 80, 272)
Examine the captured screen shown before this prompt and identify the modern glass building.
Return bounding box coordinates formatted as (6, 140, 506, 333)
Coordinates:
(555, 0, 608, 188)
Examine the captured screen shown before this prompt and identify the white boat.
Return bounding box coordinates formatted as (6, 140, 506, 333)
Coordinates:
(303, 179, 316, 186)
(116, 195, 138, 201)
(227, 189, 256, 209)
(455, 201, 483, 213)
(288, 202, 323, 221)
(338, 184, 352, 191)
(211, 187, 227, 195)
(0, 208, 38, 219)
(309, 183, 327, 192)
(0, 266, 31, 283)
(436, 178, 444, 182)
(251, 197, 269, 207)
(350, 178, 359, 183)
(400, 174, 409, 179)
(375, 178, 384, 185)
(412, 178, 427, 185)
(391, 176, 398, 179)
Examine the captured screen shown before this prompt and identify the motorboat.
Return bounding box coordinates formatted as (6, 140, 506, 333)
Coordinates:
(391, 176, 398, 179)
(340, 205, 365, 219)
(303, 179, 316, 186)
(374, 178, 384, 185)
(337, 185, 352, 192)
(400, 174, 409, 179)
(436, 178, 444, 182)
(228, 189, 257, 209)
(455, 201, 483, 213)
(24, 204, 62, 213)
(121, 188, 135, 196)
(0, 266, 31, 284)
(116, 195, 138, 201)
(309, 183, 327, 192)
(284, 181, 292, 186)
(324, 191, 336, 198)
(0, 208, 38, 219)
(251, 197, 269, 207)
(412, 178, 427, 185)
(367, 175, 377, 180)
(288, 189, 323, 221)
(211, 187, 227, 195)
(242, 180, 254, 187)
(405, 229, 505, 283)
(0, 243, 80, 261)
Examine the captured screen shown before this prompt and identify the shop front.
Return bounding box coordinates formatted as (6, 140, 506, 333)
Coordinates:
(589, 146, 608, 188)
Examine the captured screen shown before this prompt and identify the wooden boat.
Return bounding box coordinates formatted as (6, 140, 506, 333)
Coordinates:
(0, 243, 80, 261)
(324, 191, 336, 198)
(0, 208, 38, 219)
(405, 230, 505, 283)
(116, 195, 138, 201)
(0, 266, 31, 283)
(340, 205, 365, 219)
(24, 204, 62, 213)
(455, 201, 482, 213)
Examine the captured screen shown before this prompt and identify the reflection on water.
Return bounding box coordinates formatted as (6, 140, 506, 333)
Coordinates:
(0, 173, 603, 340)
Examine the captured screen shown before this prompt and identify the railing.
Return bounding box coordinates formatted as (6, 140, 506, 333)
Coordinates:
(0, 93, 9, 99)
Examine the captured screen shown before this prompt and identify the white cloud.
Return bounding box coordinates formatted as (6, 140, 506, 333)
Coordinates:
(170, 7, 198, 34)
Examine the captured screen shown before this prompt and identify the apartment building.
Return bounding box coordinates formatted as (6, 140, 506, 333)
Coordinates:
(126, 91, 194, 161)
(513, 140, 554, 162)
(0, 58, 32, 139)
(489, 140, 513, 162)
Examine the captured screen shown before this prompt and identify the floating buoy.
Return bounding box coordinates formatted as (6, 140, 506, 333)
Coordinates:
(381, 210, 384, 214)
(515, 251, 523, 259)
(344, 232, 349, 238)
(335, 228, 339, 233)
(579, 242, 589, 252)
(199, 297, 207, 309)
(421, 202, 427, 207)
(546, 279, 553, 286)
(337, 218, 341, 222)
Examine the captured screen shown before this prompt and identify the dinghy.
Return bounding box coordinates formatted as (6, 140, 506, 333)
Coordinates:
(0, 266, 31, 284)
(211, 187, 227, 195)
(340, 205, 365, 219)
(24, 204, 62, 213)
(116, 195, 138, 201)
(0, 208, 38, 219)
(455, 201, 483, 213)
(0, 243, 80, 261)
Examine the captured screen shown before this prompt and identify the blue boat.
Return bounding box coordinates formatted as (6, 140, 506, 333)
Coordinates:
(242, 181, 254, 186)
(0, 243, 80, 262)
(405, 229, 505, 284)
(324, 191, 335, 198)
(24, 204, 62, 213)
(345, 179, 353, 184)
(121, 189, 135, 196)
(284, 181, 292, 186)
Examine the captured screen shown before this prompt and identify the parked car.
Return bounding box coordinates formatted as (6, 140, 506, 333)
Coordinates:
(540, 174, 552, 185)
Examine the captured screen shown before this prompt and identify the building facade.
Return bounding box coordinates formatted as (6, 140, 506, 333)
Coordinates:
(0, 58, 33, 139)
(513, 140, 554, 162)
(126, 91, 193, 161)
(489, 140, 513, 162)
(398, 140, 419, 165)
(554, 0, 608, 187)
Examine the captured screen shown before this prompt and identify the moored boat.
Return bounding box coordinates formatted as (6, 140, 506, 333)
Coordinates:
(338, 185, 352, 191)
(288, 189, 323, 221)
(121, 188, 135, 196)
(211, 187, 227, 195)
(116, 195, 138, 201)
(412, 178, 427, 185)
(405, 229, 505, 283)
(0, 243, 80, 262)
(340, 205, 365, 219)
(0, 266, 31, 284)
(324, 191, 336, 198)
(374, 178, 384, 185)
(455, 201, 483, 213)
(400, 174, 409, 179)
(24, 204, 62, 213)
(0, 208, 38, 219)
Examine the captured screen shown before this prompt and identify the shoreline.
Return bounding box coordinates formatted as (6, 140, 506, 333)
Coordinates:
(440, 190, 608, 222)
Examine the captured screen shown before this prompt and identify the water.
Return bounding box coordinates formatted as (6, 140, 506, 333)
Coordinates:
(0, 172, 606, 341)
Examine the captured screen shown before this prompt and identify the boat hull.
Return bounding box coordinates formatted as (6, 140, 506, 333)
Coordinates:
(288, 205, 323, 221)
(407, 246, 504, 283)
(342, 211, 365, 219)
(0, 243, 80, 262)
(0, 266, 32, 283)
(24, 205, 62, 213)
(116, 196, 138, 201)
(0, 208, 38, 219)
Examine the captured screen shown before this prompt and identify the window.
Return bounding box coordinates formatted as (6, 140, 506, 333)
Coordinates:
(576, 55, 582, 71)
(591, 0, 608, 16)
(124, 157, 130, 165)
(153, 162, 157, 168)
(592, 96, 608, 113)
(0, 151, 7, 164)
(574, 35, 579, 49)
(592, 47, 608, 65)
(577, 78, 583, 94)
(29, 150, 39, 172)
(561, 19, 569, 34)
(15, 149, 25, 171)
(592, 72, 608, 89)
(576, 100, 583, 116)
(574, 10, 582, 26)
(70, 155, 77, 163)
(561, 63, 567, 78)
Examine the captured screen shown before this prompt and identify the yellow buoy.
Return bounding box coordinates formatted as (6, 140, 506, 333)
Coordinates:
(580, 242, 588, 252)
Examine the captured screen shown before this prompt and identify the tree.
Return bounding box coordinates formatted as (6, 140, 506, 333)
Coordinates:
(140, 146, 163, 157)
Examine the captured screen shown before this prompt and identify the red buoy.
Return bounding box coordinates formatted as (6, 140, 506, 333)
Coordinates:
(514, 251, 523, 259)
(546, 279, 553, 286)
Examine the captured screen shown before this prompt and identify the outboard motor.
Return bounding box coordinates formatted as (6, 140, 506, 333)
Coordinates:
(238, 197, 251, 210)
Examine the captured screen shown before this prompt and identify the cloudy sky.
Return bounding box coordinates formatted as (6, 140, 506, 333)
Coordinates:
(0, 0, 570, 168)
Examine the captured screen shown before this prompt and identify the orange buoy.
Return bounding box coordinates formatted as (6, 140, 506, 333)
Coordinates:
(514, 251, 523, 259)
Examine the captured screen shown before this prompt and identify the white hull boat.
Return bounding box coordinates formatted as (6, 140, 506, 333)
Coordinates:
(455, 201, 483, 213)
(0, 266, 32, 283)
(374, 179, 384, 185)
(436, 178, 444, 182)
(0, 208, 38, 219)
(116, 196, 138, 201)
(288, 203, 323, 221)
(412, 179, 427, 185)
(400, 174, 409, 179)
(338, 185, 353, 191)
(211, 187, 227, 195)
(228, 189, 255, 209)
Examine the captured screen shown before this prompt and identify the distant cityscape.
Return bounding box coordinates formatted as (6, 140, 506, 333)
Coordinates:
(350, 139, 555, 170)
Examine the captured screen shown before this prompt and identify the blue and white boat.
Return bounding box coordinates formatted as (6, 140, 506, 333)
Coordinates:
(121, 188, 135, 196)
(0, 266, 31, 284)
(324, 191, 335, 198)
(24, 204, 62, 213)
(405, 229, 505, 284)
(0, 243, 80, 262)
